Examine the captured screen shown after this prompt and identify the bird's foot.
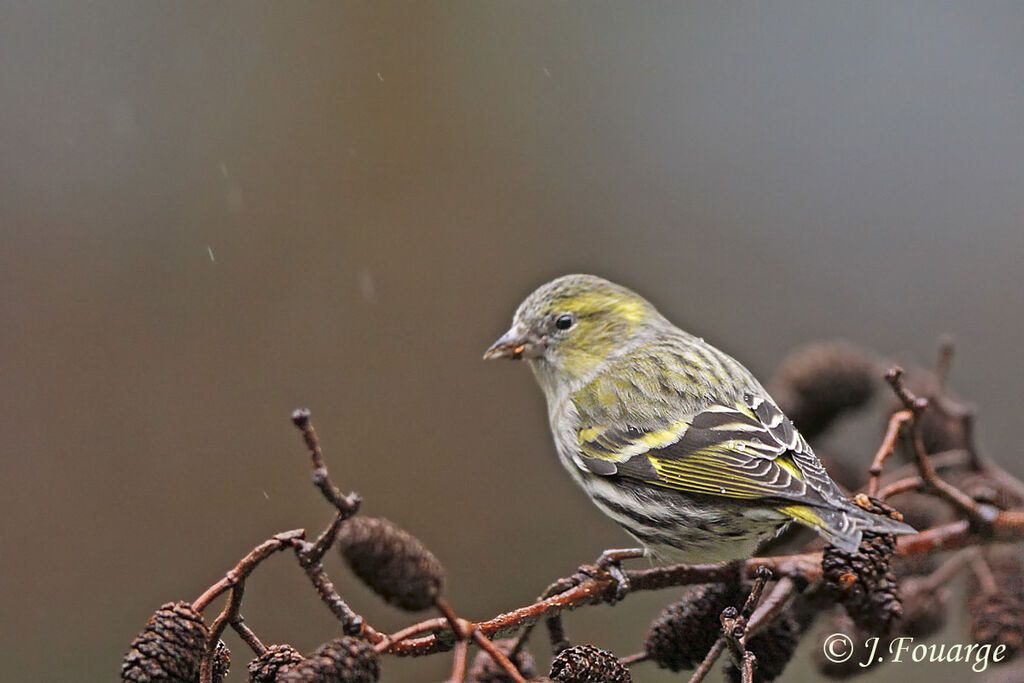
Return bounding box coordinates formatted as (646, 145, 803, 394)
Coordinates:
(581, 548, 646, 603)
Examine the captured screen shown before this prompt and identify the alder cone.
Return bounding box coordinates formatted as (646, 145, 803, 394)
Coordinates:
(336, 516, 446, 611)
(276, 637, 379, 683)
(898, 577, 949, 639)
(549, 644, 631, 683)
(822, 497, 902, 635)
(770, 341, 877, 441)
(121, 601, 209, 683)
(248, 644, 304, 683)
(970, 593, 1024, 660)
(644, 582, 748, 671)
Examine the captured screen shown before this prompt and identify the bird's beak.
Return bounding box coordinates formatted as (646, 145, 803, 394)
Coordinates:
(483, 326, 538, 360)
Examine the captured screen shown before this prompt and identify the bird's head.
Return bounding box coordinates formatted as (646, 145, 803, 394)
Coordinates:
(484, 274, 663, 398)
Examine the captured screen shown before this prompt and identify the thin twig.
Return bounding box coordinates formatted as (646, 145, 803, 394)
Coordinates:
(686, 638, 726, 683)
(435, 600, 466, 641)
(745, 577, 797, 637)
(291, 408, 361, 516)
(719, 567, 773, 667)
(619, 651, 649, 666)
(740, 650, 757, 683)
(294, 542, 366, 636)
(230, 617, 266, 656)
(192, 529, 306, 612)
(978, 456, 1024, 506)
(510, 575, 582, 657)
(545, 613, 570, 654)
(970, 554, 998, 595)
(867, 409, 913, 497)
(200, 582, 245, 683)
(878, 475, 924, 500)
(873, 449, 970, 488)
(470, 630, 528, 683)
(918, 548, 979, 593)
(373, 618, 448, 654)
(884, 369, 989, 527)
(739, 567, 773, 621)
(436, 599, 527, 683)
(386, 512, 1024, 656)
(178, 395, 1024, 678)
(449, 639, 469, 683)
(308, 510, 348, 564)
(720, 606, 747, 669)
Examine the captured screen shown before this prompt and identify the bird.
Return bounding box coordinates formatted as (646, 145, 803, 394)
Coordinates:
(484, 274, 914, 573)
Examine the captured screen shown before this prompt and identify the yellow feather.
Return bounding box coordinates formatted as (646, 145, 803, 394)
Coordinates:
(779, 504, 823, 528)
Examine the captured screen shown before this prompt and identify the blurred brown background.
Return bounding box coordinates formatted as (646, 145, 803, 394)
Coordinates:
(3, 2, 1023, 681)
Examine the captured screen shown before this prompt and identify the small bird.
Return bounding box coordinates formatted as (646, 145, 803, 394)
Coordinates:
(485, 274, 913, 570)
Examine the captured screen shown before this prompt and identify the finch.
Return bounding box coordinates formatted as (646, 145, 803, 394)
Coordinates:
(485, 274, 913, 565)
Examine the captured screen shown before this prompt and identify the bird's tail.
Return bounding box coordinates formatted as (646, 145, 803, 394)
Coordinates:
(779, 502, 916, 553)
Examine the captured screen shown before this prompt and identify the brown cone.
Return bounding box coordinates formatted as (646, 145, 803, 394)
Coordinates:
(897, 577, 949, 639)
(248, 644, 304, 683)
(970, 592, 1024, 660)
(277, 637, 379, 683)
(822, 497, 902, 635)
(644, 582, 747, 671)
(336, 516, 446, 611)
(769, 341, 878, 441)
(211, 640, 230, 683)
(121, 601, 209, 683)
(549, 645, 631, 683)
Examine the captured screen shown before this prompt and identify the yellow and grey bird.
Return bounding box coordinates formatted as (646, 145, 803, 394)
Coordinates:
(484, 274, 913, 566)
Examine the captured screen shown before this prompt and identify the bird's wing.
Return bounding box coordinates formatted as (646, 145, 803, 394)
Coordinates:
(575, 391, 846, 507)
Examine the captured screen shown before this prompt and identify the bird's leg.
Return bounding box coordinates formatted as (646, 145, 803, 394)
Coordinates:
(591, 548, 646, 603)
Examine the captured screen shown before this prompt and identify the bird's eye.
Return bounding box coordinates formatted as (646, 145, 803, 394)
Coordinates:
(555, 314, 575, 330)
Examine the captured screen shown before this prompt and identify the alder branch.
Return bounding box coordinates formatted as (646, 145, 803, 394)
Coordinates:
(121, 338, 1024, 683)
(379, 512, 1024, 656)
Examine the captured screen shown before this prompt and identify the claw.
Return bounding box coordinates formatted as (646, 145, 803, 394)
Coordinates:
(593, 548, 646, 603)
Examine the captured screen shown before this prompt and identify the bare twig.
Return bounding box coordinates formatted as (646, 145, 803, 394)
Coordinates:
(449, 639, 469, 683)
(470, 631, 528, 683)
(714, 568, 774, 683)
(873, 449, 970, 488)
(720, 606, 747, 668)
(192, 529, 306, 612)
(867, 408, 913, 497)
(294, 541, 367, 636)
(510, 574, 583, 657)
(545, 613, 571, 654)
(884, 369, 989, 527)
(619, 651, 649, 666)
(879, 475, 924, 500)
(977, 455, 1024, 505)
(686, 638, 726, 683)
(291, 408, 361, 516)
(373, 618, 448, 654)
(200, 582, 245, 683)
(745, 577, 797, 637)
(969, 554, 999, 595)
(436, 599, 527, 683)
(740, 650, 756, 683)
(917, 548, 978, 593)
(383, 511, 1024, 656)
(174, 386, 1024, 679)
(230, 616, 266, 656)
